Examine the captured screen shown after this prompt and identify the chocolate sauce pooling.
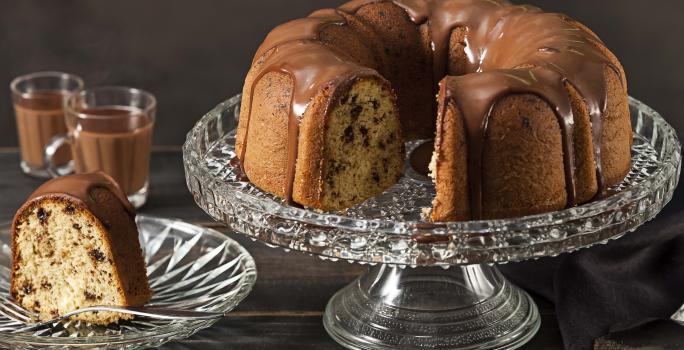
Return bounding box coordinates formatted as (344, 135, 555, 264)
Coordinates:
(239, 0, 623, 217)
(411, 233, 451, 244)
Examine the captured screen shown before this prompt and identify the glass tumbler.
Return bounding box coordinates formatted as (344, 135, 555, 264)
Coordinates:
(44, 86, 156, 208)
(11, 71, 84, 178)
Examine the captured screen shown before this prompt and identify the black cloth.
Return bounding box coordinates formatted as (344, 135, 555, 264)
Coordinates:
(500, 187, 684, 350)
(595, 318, 684, 349)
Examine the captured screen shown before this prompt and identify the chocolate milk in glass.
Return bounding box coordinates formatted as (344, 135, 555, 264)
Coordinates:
(13, 91, 71, 168)
(11, 72, 83, 177)
(70, 106, 153, 195)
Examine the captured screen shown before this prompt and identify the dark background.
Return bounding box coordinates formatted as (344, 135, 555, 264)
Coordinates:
(0, 0, 682, 147)
(0, 2, 682, 349)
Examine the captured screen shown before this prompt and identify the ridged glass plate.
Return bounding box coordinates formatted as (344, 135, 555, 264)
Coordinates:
(0, 215, 257, 350)
(183, 95, 681, 266)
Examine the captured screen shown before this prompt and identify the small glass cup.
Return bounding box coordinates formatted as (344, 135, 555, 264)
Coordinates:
(44, 87, 156, 208)
(11, 72, 84, 178)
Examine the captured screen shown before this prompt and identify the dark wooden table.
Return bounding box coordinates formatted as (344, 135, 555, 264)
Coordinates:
(0, 148, 577, 349)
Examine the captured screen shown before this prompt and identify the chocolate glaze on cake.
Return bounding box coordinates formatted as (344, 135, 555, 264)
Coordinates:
(18, 171, 135, 220)
(237, 0, 629, 219)
(381, 0, 622, 217)
(240, 9, 379, 203)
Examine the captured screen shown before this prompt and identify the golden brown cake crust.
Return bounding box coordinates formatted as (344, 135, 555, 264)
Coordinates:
(431, 99, 470, 222)
(430, 9, 631, 220)
(238, 0, 632, 220)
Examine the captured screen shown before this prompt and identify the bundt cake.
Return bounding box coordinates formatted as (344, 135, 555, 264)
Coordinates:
(236, 0, 632, 220)
(11, 172, 151, 325)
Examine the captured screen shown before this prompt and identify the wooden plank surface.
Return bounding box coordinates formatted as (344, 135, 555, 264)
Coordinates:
(0, 150, 563, 349)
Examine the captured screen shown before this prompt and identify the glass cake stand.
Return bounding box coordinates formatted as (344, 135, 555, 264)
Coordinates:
(183, 94, 681, 350)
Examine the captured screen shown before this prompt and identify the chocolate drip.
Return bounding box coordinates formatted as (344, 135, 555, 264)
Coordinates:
(240, 0, 623, 216)
(440, 69, 576, 219)
(254, 9, 347, 61)
(240, 10, 376, 203)
(27, 172, 134, 214)
(386, 0, 620, 217)
(392, 0, 511, 85)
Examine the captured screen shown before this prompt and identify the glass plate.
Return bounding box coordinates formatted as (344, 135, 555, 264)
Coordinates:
(0, 215, 257, 350)
(183, 95, 681, 266)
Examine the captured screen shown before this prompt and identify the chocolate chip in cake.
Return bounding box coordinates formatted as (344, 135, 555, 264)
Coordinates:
(342, 126, 354, 144)
(372, 171, 380, 183)
(351, 105, 363, 119)
(332, 161, 346, 174)
(89, 249, 106, 262)
(378, 141, 386, 150)
(41, 281, 52, 290)
(84, 292, 100, 301)
(325, 170, 334, 184)
(73, 223, 82, 230)
(351, 95, 358, 104)
(50, 309, 59, 317)
(370, 100, 379, 110)
(341, 94, 350, 105)
(37, 208, 49, 225)
(64, 204, 76, 214)
(359, 127, 370, 147)
(33, 301, 40, 309)
(522, 117, 531, 129)
(22, 282, 33, 295)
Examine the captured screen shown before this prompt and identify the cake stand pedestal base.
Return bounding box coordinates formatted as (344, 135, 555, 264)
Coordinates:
(324, 264, 540, 350)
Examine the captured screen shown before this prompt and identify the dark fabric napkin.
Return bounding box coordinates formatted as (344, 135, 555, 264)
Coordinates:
(500, 188, 684, 350)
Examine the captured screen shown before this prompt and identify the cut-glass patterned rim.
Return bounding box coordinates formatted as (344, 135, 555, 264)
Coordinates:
(183, 95, 681, 265)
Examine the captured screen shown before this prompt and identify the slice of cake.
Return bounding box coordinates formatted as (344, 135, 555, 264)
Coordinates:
(10, 172, 151, 325)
